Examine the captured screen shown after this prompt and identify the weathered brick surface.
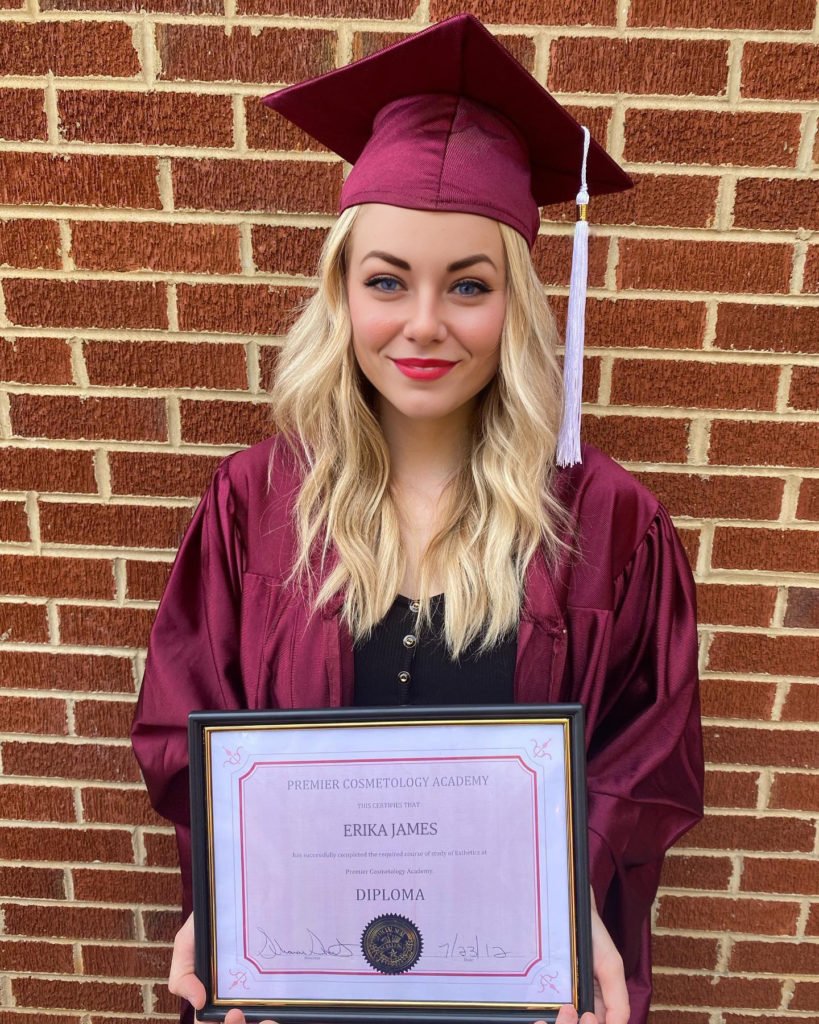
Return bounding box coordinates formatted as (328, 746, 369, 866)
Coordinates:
(0, 153, 161, 209)
(769, 771, 819, 811)
(712, 527, 819, 574)
(0, 448, 96, 493)
(71, 221, 241, 275)
(3, 740, 140, 782)
(618, 240, 793, 295)
(0, 604, 50, 644)
(125, 559, 173, 601)
(176, 283, 309, 335)
(0, 337, 73, 384)
(73, 867, 178, 905)
(0, 89, 46, 142)
(4, 279, 167, 330)
(533, 234, 608, 287)
(703, 769, 759, 809)
(73, 698, 135, 739)
(709, 421, 818, 468)
(109, 451, 221, 498)
(429, 0, 616, 24)
(714, 304, 819, 354)
(549, 37, 728, 96)
(0, 21, 140, 77)
(252, 225, 328, 276)
(784, 588, 819, 629)
(700, 678, 776, 720)
(40, 502, 194, 550)
(584, 298, 707, 349)
(0, 694, 68, 735)
(657, 891, 802, 933)
(59, 605, 155, 649)
(12, 979, 142, 1012)
(0, 500, 30, 542)
(739, 857, 819, 897)
(241, 0, 416, 14)
(742, 43, 819, 102)
(0, 650, 133, 693)
(636, 472, 783, 521)
(157, 24, 336, 84)
(581, 414, 689, 462)
(660, 853, 733, 891)
(624, 110, 802, 168)
(695, 585, 777, 627)
(550, 174, 720, 230)
(84, 340, 247, 390)
(245, 102, 328, 152)
(652, 934, 720, 970)
(611, 359, 779, 411)
(10, 395, 167, 443)
(180, 398, 274, 446)
(789, 366, 818, 411)
(81, 786, 163, 826)
(734, 178, 819, 233)
(0, 556, 114, 600)
(708, 633, 819, 678)
(42, 0, 220, 13)
(0, 219, 60, 269)
(0, 865, 65, 899)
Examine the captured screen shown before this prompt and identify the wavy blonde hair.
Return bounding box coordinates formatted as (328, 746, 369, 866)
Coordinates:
(270, 205, 568, 657)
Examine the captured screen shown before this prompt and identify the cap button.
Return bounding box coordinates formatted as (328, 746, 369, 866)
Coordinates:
(409, 600, 420, 613)
(402, 634, 417, 649)
(398, 671, 411, 685)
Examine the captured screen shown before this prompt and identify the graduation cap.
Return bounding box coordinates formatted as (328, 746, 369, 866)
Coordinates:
(263, 13, 633, 466)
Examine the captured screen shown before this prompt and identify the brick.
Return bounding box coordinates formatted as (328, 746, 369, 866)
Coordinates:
(71, 221, 240, 275)
(533, 234, 608, 288)
(681, 528, 704, 572)
(354, 29, 535, 71)
(730, 938, 819, 974)
(656, 892, 801, 933)
(0, 865, 65, 899)
(0, 501, 28, 542)
(251, 225, 327, 276)
(798, 479, 819, 520)
(144, 909, 183, 942)
(259, 344, 280, 390)
(0, 555, 114, 600)
(624, 109, 801, 168)
(659, 853, 733, 890)
(0, 153, 160, 209)
(639, 472, 784, 523)
(703, 724, 818, 768)
(3, 740, 140, 783)
(0, 783, 75, 822)
(0, 89, 46, 142)
(805, 245, 819, 293)
(40, 502, 194, 550)
(0, 939, 74, 974)
(680, 813, 814, 852)
(548, 174, 719, 231)
(0, 336, 73, 385)
(81, 786, 163, 826)
(743, 43, 819, 102)
(144, 831, 178, 868)
(176, 283, 309, 335)
(0, 21, 140, 77)
(0, 649, 133, 693)
(84, 340, 247, 390)
(0, 695, 67, 735)
(582, 357, 601, 403)
(4, 279, 167, 330)
(770, 771, 819, 811)
(429, 0, 616, 24)
(780, 682, 819, 722)
(59, 90, 232, 148)
(709, 421, 819, 468)
(245, 101, 328, 153)
(0, 447, 96, 493)
(549, 37, 727, 96)
(651, 934, 719, 970)
(73, 698, 135, 739)
(740, 856, 819, 896)
(715, 303, 819, 355)
(110, 452, 220, 499)
(173, 158, 341, 215)
(125, 560, 172, 601)
(618, 239, 792, 295)
(789, 365, 818, 411)
(81, 943, 172, 979)
(59, 605, 154, 649)
(734, 178, 819, 232)
(180, 399, 274, 446)
(42, 0, 219, 9)
(653, 974, 782, 1009)
(613, 359, 779, 411)
(13, 979, 142, 1013)
(583, 298, 707, 350)
(152, 985, 183, 1014)
(712, 527, 819, 574)
(784, 588, 819, 628)
(74, 867, 178, 905)
(704, 769, 760, 809)
(157, 24, 335, 84)
(700, 677, 776, 719)
(0, 604, 50, 644)
(11, 395, 166, 442)
(0, 219, 60, 269)
(563, 106, 612, 147)
(581, 414, 689, 463)
(791, 982, 819, 1011)
(629, 0, 815, 30)
(242, 0, 415, 14)
(0, 826, 134, 865)
(648, 1014, 710, 1024)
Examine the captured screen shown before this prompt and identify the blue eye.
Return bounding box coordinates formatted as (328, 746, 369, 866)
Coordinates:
(453, 279, 489, 297)
(365, 275, 401, 292)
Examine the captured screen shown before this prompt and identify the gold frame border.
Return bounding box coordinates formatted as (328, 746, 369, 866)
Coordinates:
(202, 716, 577, 1012)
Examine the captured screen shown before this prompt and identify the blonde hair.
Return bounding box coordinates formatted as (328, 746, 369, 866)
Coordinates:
(270, 206, 568, 657)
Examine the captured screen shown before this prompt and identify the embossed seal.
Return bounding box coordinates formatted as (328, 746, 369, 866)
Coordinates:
(361, 914, 423, 974)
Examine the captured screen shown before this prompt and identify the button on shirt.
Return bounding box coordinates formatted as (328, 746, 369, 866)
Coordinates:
(353, 594, 517, 706)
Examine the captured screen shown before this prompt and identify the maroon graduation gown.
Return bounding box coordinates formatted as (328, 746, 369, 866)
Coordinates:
(131, 436, 703, 1024)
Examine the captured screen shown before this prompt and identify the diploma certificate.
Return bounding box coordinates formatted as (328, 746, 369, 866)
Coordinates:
(189, 706, 592, 1022)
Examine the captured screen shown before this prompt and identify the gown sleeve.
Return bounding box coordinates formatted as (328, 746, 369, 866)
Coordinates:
(584, 504, 704, 982)
(131, 460, 246, 913)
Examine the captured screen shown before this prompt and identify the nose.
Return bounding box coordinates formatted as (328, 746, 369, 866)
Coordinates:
(402, 289, 446, 345)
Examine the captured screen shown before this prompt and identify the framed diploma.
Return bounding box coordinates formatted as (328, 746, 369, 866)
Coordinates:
(189, 705, 593, 1022)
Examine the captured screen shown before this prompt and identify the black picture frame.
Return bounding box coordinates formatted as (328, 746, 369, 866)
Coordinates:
(189, 704, 593, 1023)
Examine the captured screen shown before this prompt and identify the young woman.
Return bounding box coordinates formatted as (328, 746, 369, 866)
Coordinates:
(132, 15, 703, 1024)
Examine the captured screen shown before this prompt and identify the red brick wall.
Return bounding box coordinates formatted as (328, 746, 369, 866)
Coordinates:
(1, 2, 817, 1021)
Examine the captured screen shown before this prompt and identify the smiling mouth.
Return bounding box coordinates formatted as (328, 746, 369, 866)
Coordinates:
(392, 359, 457, 367)
(391, 358, 457, 380)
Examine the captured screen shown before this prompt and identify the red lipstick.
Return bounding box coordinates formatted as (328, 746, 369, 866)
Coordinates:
(392, 358, 457, 380)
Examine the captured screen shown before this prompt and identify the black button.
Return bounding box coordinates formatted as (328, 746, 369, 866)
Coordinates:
(398, 671, 411, 684)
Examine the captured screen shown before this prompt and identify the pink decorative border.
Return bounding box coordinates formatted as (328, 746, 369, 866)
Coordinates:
(236, 755, 542, 978)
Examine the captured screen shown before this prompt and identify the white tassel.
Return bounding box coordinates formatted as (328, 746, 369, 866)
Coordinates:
(556, 126, 591, 468)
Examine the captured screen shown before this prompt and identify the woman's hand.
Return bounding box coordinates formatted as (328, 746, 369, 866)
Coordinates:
(168, 913, 279, 1024)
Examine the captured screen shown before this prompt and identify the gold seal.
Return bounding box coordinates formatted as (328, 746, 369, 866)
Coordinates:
(361, 914, 423, 974)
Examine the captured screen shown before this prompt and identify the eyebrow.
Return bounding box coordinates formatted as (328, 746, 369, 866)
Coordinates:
(361, 250, 498, 273)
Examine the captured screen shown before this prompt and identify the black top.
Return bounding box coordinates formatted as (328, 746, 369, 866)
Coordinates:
(353, 594, 517, 706)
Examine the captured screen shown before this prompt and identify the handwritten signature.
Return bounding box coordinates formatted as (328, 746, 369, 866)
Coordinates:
(257, 927, 354, 959)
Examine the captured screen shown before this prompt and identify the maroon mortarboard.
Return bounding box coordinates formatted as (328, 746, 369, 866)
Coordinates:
(262, 13, 633, 465)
